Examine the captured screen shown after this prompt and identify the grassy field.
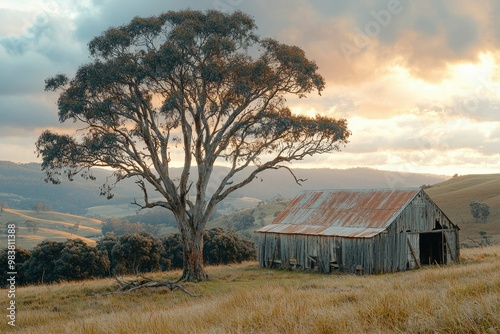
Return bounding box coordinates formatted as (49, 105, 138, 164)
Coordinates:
(0, 209, 102, 249)
(86, 203, 140, 219)
(1, 245, 499, 333)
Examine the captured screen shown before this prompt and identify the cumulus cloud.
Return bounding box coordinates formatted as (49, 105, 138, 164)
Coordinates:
(0, 0, 499, 175)
(0, 95, 56, 128)
(256, 0, 499, 84)
(0, 9, 87, 97)
(73, 0, 215, 42)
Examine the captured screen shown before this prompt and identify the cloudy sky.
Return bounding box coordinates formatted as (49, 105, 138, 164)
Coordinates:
(1, 0, 499, 176)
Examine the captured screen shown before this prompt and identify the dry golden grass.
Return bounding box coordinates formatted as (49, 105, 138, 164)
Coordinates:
(1, 245, 500, 333)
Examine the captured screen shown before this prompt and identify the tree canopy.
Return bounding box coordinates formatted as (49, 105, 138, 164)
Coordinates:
(36, 9, 350, 281)
(469, 200, 490, 224)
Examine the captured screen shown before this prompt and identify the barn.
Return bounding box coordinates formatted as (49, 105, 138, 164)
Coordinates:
(256, 188, 459, 274)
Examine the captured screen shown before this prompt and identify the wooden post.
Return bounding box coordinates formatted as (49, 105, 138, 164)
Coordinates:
(407, 238, 420, 269)
(442, 232, 454, 263)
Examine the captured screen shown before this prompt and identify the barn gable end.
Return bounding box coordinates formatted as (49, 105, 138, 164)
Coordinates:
(256, 188, 459, 274)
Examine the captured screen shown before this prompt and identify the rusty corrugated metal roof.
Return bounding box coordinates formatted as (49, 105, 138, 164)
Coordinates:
(256, 188, 421, 238)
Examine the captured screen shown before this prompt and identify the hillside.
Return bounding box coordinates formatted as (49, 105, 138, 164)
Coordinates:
(0, 209, 102, 249)
(426, 174, 500, 245)
(1, 246, 499, 333)
(0, 161, 140, 215)
(207, 200, 289, 240)
(0, 160, 447, 216)
(227, 166, 447, 200)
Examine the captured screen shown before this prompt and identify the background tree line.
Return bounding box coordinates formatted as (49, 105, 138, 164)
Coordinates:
(0, 228, 256, 287)
(102, 205, 258, 238)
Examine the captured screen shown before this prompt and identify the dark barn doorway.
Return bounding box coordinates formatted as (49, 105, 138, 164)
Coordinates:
(419, 232, 444, 265)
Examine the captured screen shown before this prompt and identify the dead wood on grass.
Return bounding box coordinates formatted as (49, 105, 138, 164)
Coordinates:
(87, 275, 196, 297)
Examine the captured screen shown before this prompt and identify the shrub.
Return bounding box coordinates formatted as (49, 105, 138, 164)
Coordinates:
(203, 228, 256, 265)
(23, 239, 109, 284)
(53, 239, 109, 281)
(23, 240, 66, 283)
(0, 247, 31, 287)
(219, 210, 256, 231)
(101, 218, 160, 237)
(161, 228, 257, 269)
(111, 233, 165, 274)
(160, 233, 183, 270)
(96, 234, 118, 275)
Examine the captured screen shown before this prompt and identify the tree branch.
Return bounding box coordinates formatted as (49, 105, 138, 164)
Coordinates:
(87, 275, 196, 297)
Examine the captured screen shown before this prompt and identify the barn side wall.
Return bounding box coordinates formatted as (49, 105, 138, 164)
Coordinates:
(258, 232, 408, 274)
(258, 190, 459, 274)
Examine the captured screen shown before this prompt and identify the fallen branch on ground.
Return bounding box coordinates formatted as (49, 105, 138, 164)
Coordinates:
(467, 237, 483, 248)
(88, 274, 196, 297)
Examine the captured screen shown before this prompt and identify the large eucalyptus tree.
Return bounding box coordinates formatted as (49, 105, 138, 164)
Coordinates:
(36, 9, 350, 281)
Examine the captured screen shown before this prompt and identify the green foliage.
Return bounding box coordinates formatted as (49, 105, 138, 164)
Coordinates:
(101, 218, 160, 236)
(36, 9, 349, 281)
(203, 228, 256, 265)
(44, 73, 68, 91)
(3, 227, 255, 286)
(23, 239, 110, 284)
(111, 233, 165, 274)
(96, 234, 118, 276)
(160, 233, 183, 270)
(23, 240, 66, 283)
(470, 200, 490, 223)
(100, 228, 256, 273)
(33, 201, 51, 213)
(219, 210, 255, 231)
(479, 231, 492, 245)
(25, 220, 39, 234)
(0, 247, 31, 287)
(159, 228, 256, 268)
(54, 239, 109, 281)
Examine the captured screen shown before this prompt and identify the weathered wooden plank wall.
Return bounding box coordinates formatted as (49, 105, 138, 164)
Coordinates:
(257, 190, 459, 274)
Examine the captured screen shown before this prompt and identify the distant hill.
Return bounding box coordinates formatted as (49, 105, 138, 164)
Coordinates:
(425, 174, 500, 245)
(227, 167, 447, 200)
(0, 160, 448, 216)
(0, 208, 102, 249)
(0, 161, 139, 215)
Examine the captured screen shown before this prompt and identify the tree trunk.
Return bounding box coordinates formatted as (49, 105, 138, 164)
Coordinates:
(179, 228, 209, 282)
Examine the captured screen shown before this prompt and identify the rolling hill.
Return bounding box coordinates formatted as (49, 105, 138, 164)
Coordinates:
(0, 160, 447, 217)
(425, 174, 500, 245)
(0, 161, 140, 215)
(0, 208, 103, 249)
